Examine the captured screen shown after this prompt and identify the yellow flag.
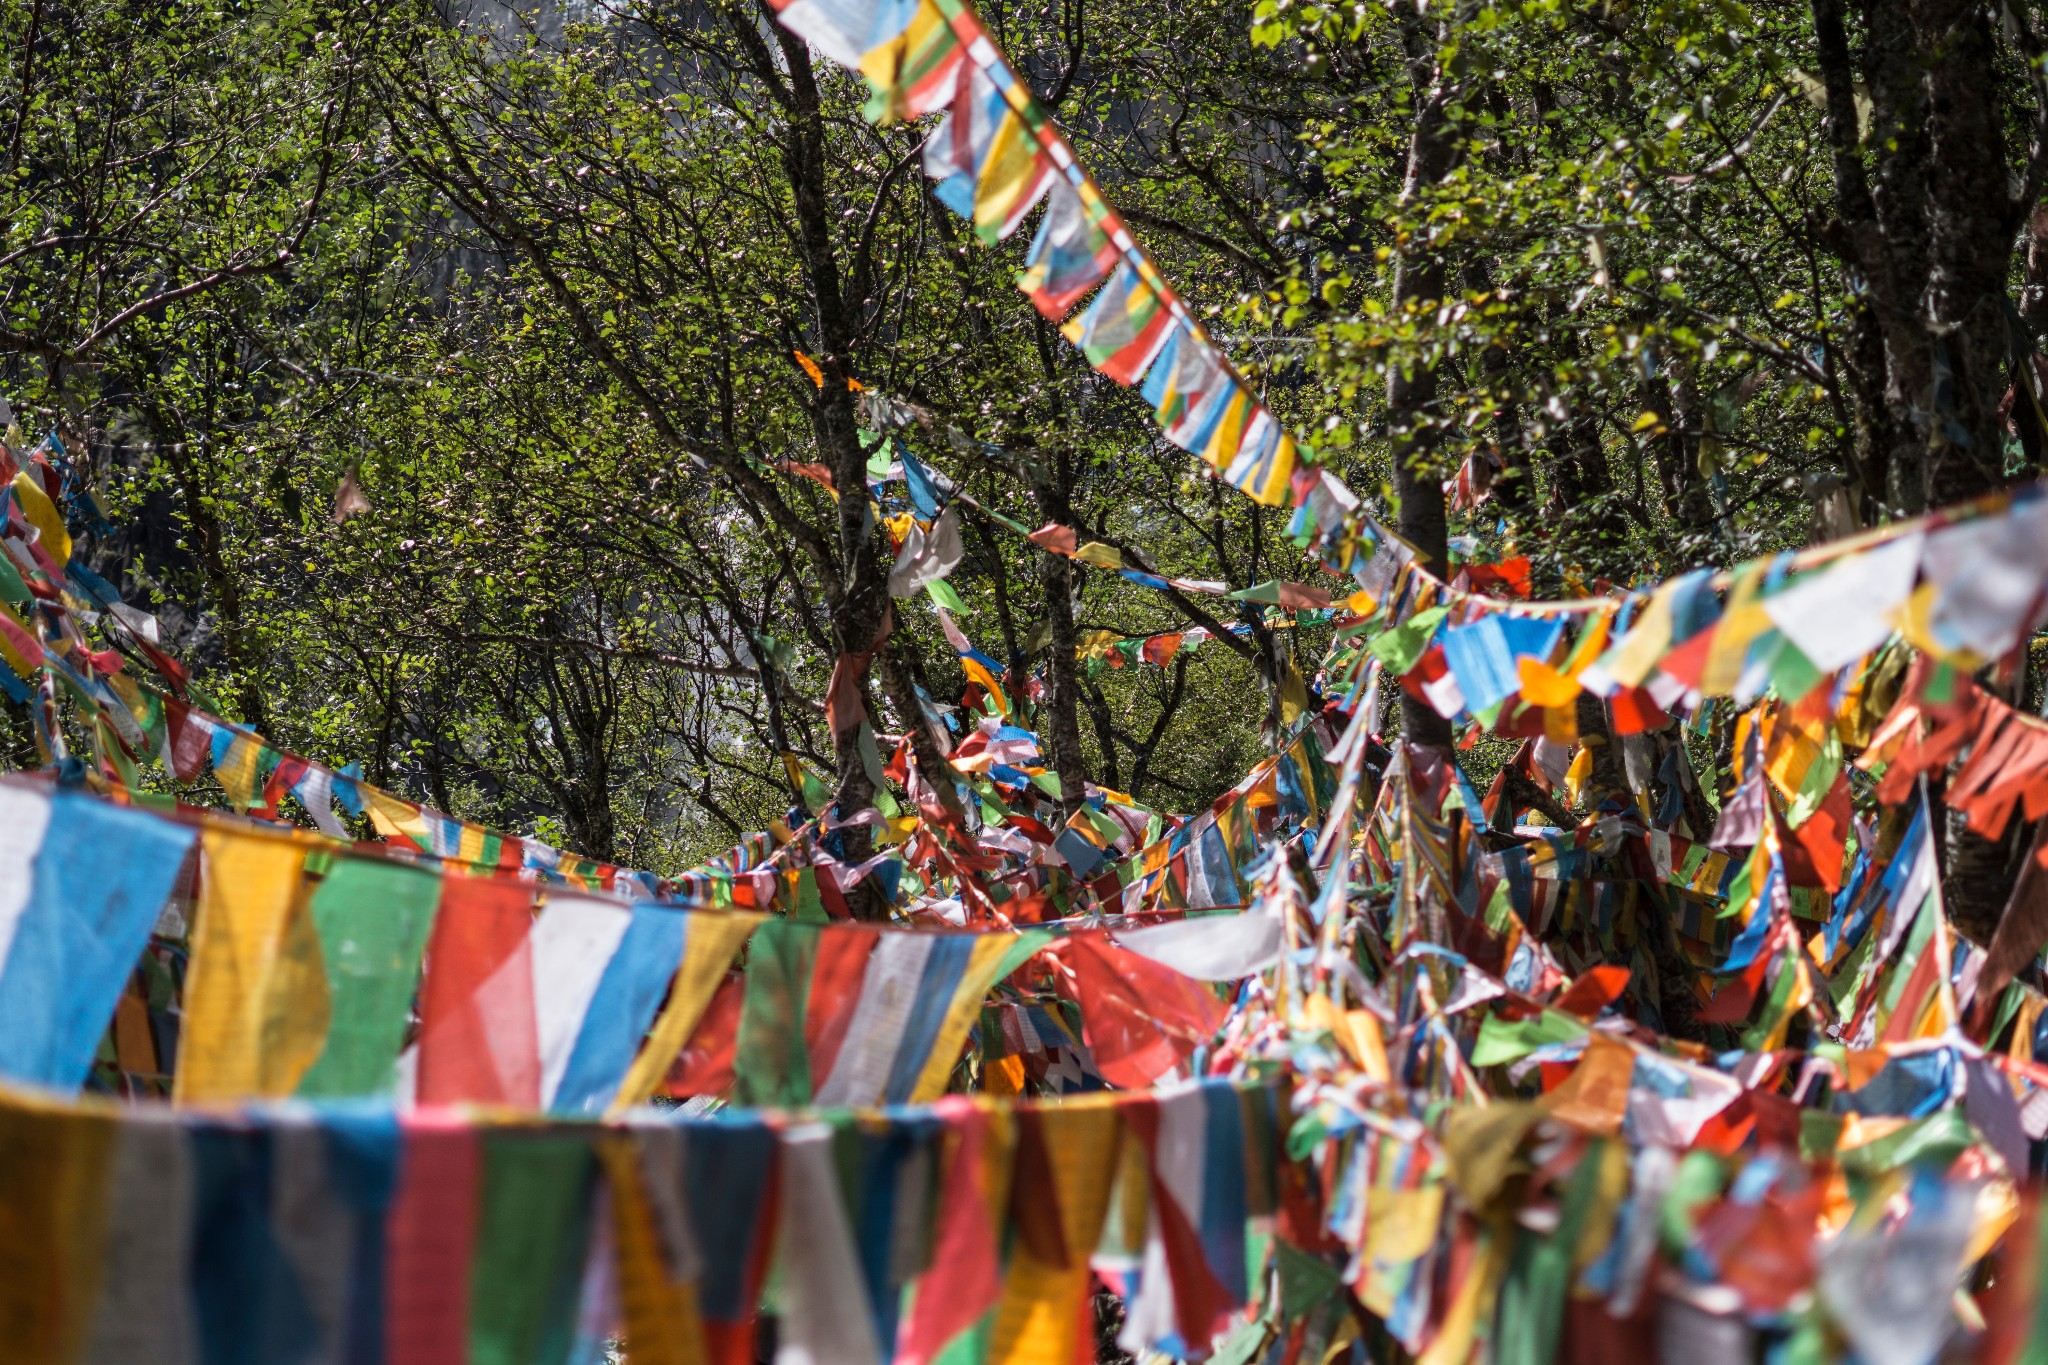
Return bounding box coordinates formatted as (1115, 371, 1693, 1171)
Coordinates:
(11, 471, 70, 566)
(366, 788, 433, 849)
(1594, 581, 1678, 690)
(1700, 561, 1770, 697)
(1517, 656, 1580, 708)
(598, 1135, 707, 1365)
(975, 111, 1048, 241)
(0, 600, 37, 677)
(1072, 542, 1124, 569)
(176, 829, 332, 1102)
(213, 732, 265, 811)
(0, 1092, 115, 1365)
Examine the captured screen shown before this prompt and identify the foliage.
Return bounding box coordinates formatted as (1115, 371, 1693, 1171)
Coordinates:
(5, 0, 2047, 884)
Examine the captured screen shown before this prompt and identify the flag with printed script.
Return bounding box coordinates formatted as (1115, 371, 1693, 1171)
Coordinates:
(0, 783, 195, 1089)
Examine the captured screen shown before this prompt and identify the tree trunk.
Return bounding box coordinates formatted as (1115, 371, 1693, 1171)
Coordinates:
(1644, 360, 1716, 563)
(1387, 17, 1458, 751)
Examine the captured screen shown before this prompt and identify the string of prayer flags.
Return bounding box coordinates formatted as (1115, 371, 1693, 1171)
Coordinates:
(773, 0, 2048, 669)
(0, 1078, 1287, 1365)
(33, 413, 2048, 1365)
(765, 0, 1301, 511)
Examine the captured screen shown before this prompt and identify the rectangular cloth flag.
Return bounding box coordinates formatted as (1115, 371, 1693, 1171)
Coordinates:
(297, 855, 443, 1098)
(175, 827, 330, 1103)
(0, 783, 195, 1089)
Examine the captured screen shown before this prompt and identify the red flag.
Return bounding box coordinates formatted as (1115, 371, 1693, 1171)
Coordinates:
(1552, 964, 1630, 1020)
(415, 878, 540, 1105)
(385, 1113, 479, 1365)
(802, 926, 880, 1083)
(1065, 932, 1226, 1089)
(1029, 523, 1080, 556)
(164, 698, 213, 782)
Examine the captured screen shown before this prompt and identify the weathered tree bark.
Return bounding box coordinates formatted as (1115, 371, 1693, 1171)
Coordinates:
(1812, 0, 2018, 512)
(1386, 16, 1458, 751)
(1459, 262, 1534, 520)
(772, 24, 889, 840)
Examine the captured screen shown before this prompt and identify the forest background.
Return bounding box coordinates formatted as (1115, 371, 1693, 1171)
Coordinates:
(7, 0, 2048, 927)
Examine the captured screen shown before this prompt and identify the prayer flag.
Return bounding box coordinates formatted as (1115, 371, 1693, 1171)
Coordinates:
(1021, 177, 1119, 319)
(1067, 933, 1226, 1089)
(296, 856, 442, 1098)
(415, 879, 543, 1106)
(0, 785, 196, 1089)
(1063, 260, 1176, 385)
(176, 828, 330, 1102)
